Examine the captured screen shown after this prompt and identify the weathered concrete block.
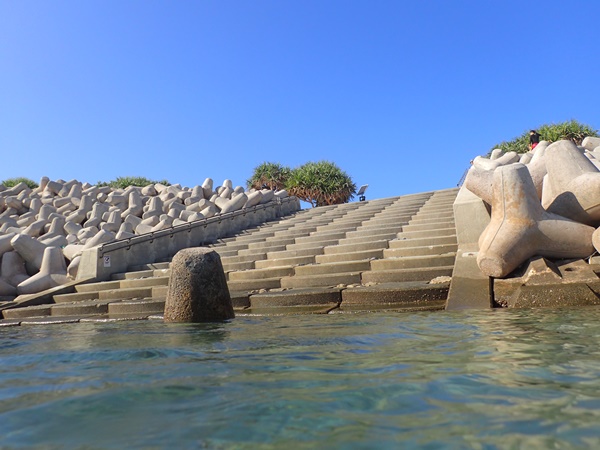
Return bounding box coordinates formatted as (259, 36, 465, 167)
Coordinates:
(164, 248, 234, 322)
(545, 140, 600, 225)
(17, 246, 69, 295)
(477, 164, 594, 278)
(11, 234, 48, 274)
(582, 136, 600, 151)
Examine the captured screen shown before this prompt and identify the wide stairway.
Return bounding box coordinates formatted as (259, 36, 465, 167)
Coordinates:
(1, 188, 459, 323)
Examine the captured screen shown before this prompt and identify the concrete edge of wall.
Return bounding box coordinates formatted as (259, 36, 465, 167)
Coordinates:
(77, 197, 301, 283)
(446, 186, 493, 309)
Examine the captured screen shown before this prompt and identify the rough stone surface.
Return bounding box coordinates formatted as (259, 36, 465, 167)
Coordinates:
(477, 164, 594, 278)
(164, 248, 234, 322)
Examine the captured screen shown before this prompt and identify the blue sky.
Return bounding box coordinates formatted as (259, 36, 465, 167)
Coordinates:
(1, 0, 599, 202)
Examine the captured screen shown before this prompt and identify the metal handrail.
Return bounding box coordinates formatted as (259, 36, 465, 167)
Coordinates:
(97, 196, 296, 257)
(457, 166, 470, 187)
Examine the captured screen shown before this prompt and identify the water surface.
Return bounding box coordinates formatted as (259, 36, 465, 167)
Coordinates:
(2, 308, 600, 449)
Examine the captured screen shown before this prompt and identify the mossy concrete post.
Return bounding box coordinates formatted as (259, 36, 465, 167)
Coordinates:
(164, 248, 234, 323)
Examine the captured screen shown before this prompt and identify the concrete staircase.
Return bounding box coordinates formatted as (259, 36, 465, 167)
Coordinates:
(0, 188, 460, 323)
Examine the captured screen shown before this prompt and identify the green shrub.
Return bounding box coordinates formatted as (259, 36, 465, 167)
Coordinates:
(0, 177, 38, 189)
(96, 176, 170, 189)
(247, 162, 291, 191)
(490, 120, 599, 154)
(286, 161, 356, 207)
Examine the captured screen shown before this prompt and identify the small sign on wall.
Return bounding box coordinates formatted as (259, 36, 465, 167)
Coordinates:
(103, 255, 111, 267)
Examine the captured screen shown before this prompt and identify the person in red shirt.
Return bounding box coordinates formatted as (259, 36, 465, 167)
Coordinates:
(529, 130, 540, 150)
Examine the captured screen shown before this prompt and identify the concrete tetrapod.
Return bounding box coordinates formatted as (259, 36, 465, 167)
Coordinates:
(545, 140, 600, 226)
(17, 246, 69, 295)
(477, 164, 595, 278)
(473, 151, 520, 171)
(164, 248, 234, 323)
(464, 165, 495, 205)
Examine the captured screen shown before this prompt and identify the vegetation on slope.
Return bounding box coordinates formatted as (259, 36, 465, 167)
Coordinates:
(247, 162, 291, 191)
(0, 177, 38, 189)
(490, 120, 599, 154)
(96, 176, 170, 189)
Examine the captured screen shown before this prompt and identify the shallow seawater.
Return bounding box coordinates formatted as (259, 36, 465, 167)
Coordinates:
(2, 308, 600, 449)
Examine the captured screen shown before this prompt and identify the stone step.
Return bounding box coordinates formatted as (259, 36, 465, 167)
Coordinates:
(112, 269, 154, 280)
(153, 285, 168, 298)
(417, 206, 454, 214)
(408, 216, 455, 225)
(271, 228, 317, 238)
(220, 253, 267, 264)
(228, 266, 294, 281)
(371, 253, 456, 270)
(98, 286, 154, 301)
(219, 235, 262, 246)
(286, 239, 341, 251)
(238, 245, 287, 256)
(323, 240, 389, 255)
(51, 300, 111, 316)
(128, 262, 171, 271)
(361, 217, 410, 227)
(54, 291, 99, 303)
(223, 261, 256, 272)
(303, 229, 352, 239)
(76, 280, 122, 293)
(267, 247, 324, 259)
(255, 255, 316, 269)
(280, 272, 362, 289)
(314, 223, 361, 233)
(350, 223, 408, 233)
(361, 266, 454, 283)
(340, 281, 450, 306)
(384, 243, 458, 258)
(337, 233, 399, 246)
(388, 235, 458, 249)
(211, 248, 240, 258)
(227, 278, 281, 292)
(249, 288, 342, 308)
(211, 242, 251, 252)
(248, 238, 296, 250)
(412, 211, 455, 220)
(108, 299, 166, 315)
(345, 227, 405, 239)
(294, 260, 371, 276)
(119, 276, 170, 289)
(396, 227, 457, 239)
(401, 222, 455, 232)
(294, 232, 347, 244)
(315, 249, 384, 264)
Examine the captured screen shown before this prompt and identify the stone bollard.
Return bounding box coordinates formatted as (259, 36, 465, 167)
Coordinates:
(477, 164, 595, 278)
(164, 248, 234, 322)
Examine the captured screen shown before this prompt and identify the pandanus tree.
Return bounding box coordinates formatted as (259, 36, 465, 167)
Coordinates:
(246, 162, 291, 191)
(286, 161, 357, 207)
(490, 120, 598, 154)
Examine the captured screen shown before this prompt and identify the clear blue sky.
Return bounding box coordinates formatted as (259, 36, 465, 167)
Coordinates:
(1, 0, 599, 202)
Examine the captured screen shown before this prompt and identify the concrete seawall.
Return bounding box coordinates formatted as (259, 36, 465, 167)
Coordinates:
(2, 185, 600, 325)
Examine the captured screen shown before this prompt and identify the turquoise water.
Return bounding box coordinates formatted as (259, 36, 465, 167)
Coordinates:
(2, 308, 600, 449)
